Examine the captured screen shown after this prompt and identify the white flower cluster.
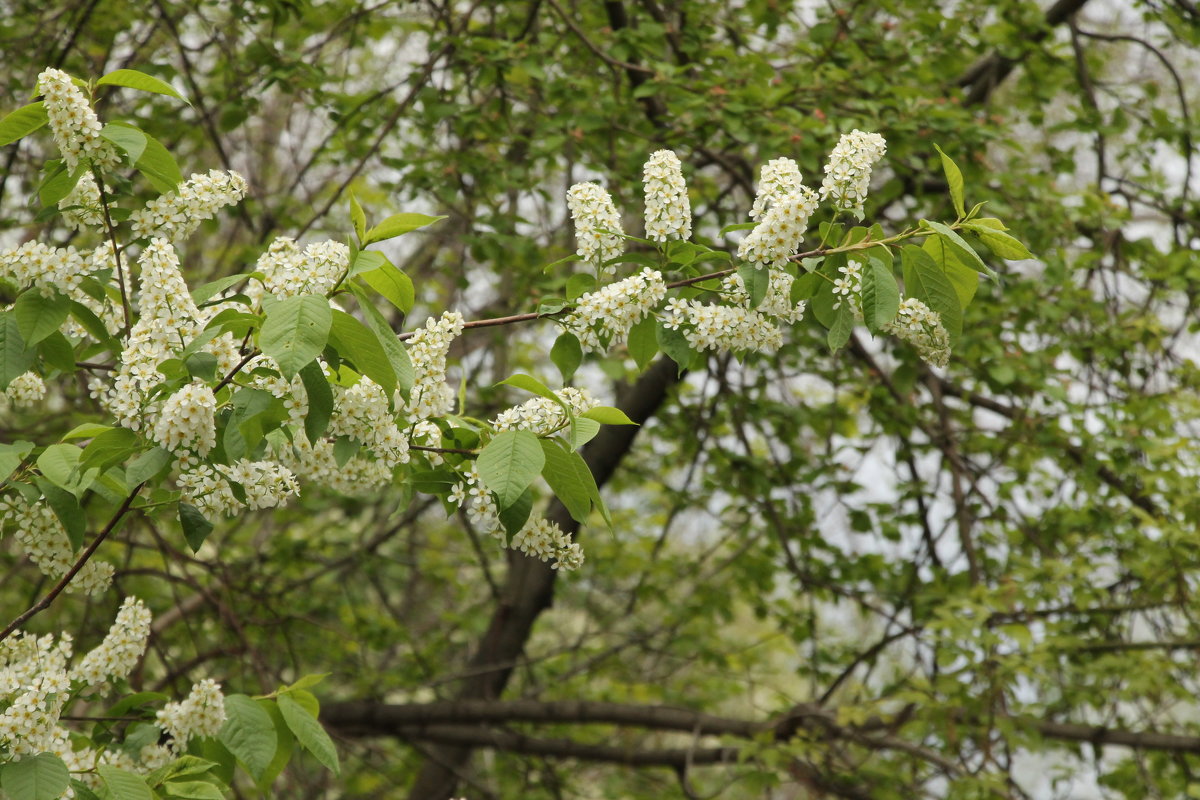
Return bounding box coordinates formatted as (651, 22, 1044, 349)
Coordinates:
(820, 130, 888, 216)
(37, 68, 119, 171)
(881, 297, 952, 367)
(329, 376, 410, 467)
(0, 494, 113, 594)
(492, 387, 597, 435)
(404, 311, 465, 420)
(0, 661, 71, 758)
(250, 237, 349, 300)
(273, 436, 394, 496)
(70, 596, 152, 688)
(152, 382, 217, 456)
(561, 267, 666, 353)
(832, 259, 864, 315)
(59, 171, 106, 232)
(721, 269, 807, 324)
(129, 170, 249, 241)
(4, 371, 47, 408)
(156, 678, 226, 752)
(643, 150, 691, 241)
(447, 469, 586, 571)
(567, 182, 624, 266)
(178, 459, 299, 519)
(661, 298, 784, 355)
(736, 187, 820, 270)
(750, 157, 805, 220)
(0, 241, 87, 296)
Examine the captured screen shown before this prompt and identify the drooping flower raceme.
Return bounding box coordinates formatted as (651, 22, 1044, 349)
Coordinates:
(152, 382, 217, 456)
(156, 678, 226, 752)
(750, 157, 805, 220)
(37, 68, 120, 171)
(567, 182, 624, 266)
(0, 241, 88, 296)
(178, 459, 300, 520)
(721, 269, 808, 324)
(820, 130, 888, 216)
(736, 187, 820, 270)
(0, 494, 113, 595)
(70, 597, 152, 687)
(249, 237, 350, 300)
(3, 372, 47, 408)
(129, 170, 249, 241)
(59, 171, 106, 232)
(404, 311, 466, 420)
(328, 376, 411, 467)
(492, 387, 597, 435)
(660, 298, 784, 355)
(643, 150, 691, 241)
(561, 267, 667, 353)
(882, 297, 952, 367)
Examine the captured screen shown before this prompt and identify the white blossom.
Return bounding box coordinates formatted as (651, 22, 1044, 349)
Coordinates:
(567, 182, 624, 266)
(0, 494, 112, 595)
(643, 150, 691, 241)
(403, 311, 464, 421)
(660, 297, 784, 355)
(249, 237, 349, 300)
(156, 679, 226, 751)
(750, 157, 804, 220)
(737, 187, 819, 270)
(37, 68, 119, 171)
(153, 382, 217, 456)
(882, 297, 951, 367)
(4, 372, 47, 408)
(492, 387, 597, 435)
(721, 269, 807, 324)
(129, 170, 249, 241)
(70, 597, 152, 688)
(561, 267, 666, 353)
(820, 130, 887, 216)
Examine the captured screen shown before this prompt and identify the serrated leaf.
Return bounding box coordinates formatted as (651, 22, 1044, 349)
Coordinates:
(191, 273, 250, 306)
(38, 331, 76, 373)
(328, 309, 396, 398)
(0, 441, 33, 483)
(276, 694, 340, 776)
(259, 295, 332, 380)
(550, 333, 582, 384)
(218, 695, 277, 780)
(860, 258, 900, 334)
(902, 245, 963, 346)
(923, 236, 978, 308)
(498, 486, 533, 537)
(933, 144, 965, 219)
(362, 212, 446, 246)
(969, 227, 1034, 260)
(347, 283, 413, 399)
(539, 439, 593, 524)
(0, 311, 34, 390)
(97, 766, 154, 800)
(39, 160, 86, 208)
(35, 478, 87, 549)
(0, 101, 49, 147)
(254, 699, 293, 792)
(100, 123, 147, 163)
(923, 220, 998, 282)
(2, 753, 71, 800)
(68, 301, 115, 345)
(332, 436, 359, 467)
(63, 423, 115, 441)
(135, 132, 182, 193)
(161, 780, 223, 800)
(283, 673, 330, 693)
(356, 263, 415, 314)
(476, 430, 544, 509)
(96, 69, 188, 103)
(37, 443, 94, 495)
(580, 406, 636, 425)
(298, 360, 332, 442)
(126, 447, 172, 486)
(179, 502, 214, 552)
(349, 191, 366, 243)
(655, 322, 693, 376)
(627, 316, 657, 371)
(568, 416, 601, 451)
(498, 372, 559, 402)
(80, 427, 138, 473)
(565, 273, 595, 302)
(737, 263, 769, 309)
(826, 303, 854, 352)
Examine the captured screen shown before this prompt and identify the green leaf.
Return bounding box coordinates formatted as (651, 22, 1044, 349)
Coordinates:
(96, 69, 188, 103)
(38, 443, 94, 495)
(498, 372, 559, 403)
(627, 316, 657, 371)
(0, 101, 49, 147)
(347, 250, 385, 277)
(192, 273, 251, 306)
(135, 132, 182, 193)
(923, 236, 978, 308)
(299, 360, 333, 442)
(15, 290, 71, 346)
(1, 753, 71, 800)
(476, 430, 544, 510)
(332, 436, 359, 467)
(550, 332, 583, 383)
(63, 423, 115, 441)
(860, 258, 900, 334)
(568, 416, 601, 451)
(223, 388, 286, 461)
(161, 780, 224, 800)
(38, 331, 76, 373)
(580, 406, 637, 425)
(923, 220, 998, 282)
(347, 283, 413, 399)
(933, 144, 966, 219)
(902, 245, 963, 346)
(328, 309, 397, 398)
(539, 439, 593, 524)
(36, 478, 87, 549)
(827, 303, 854, 352)
(218, 695, 278, 780)
(184, 351, 218, 382)
(362, 212, 447, 246)
(259, 295, 332, 380)
(356, 262, 415, 314)
(276, 694, 340, 776)
(68, 301, 115, 345)
(737, 263, 769, 309)
(349, 191, 367, 243)
(254, 699, 294, 792)
(39, 160, 86, 208)
(565, 273, 596, 301)
(0, 441, 33, 483)
(126, 447, 172, 486)
(656, 322, 694, 375)
(97, 766, 154, 800)
(720, 221, 759, 235)
(179, 502, 214, 552)
(965, 225, 1035, 260)
(282, 673, 330, 693)
(100, 123, 147, 164)
(0, 311, 35, 390)
(80, 427, 139, 472)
